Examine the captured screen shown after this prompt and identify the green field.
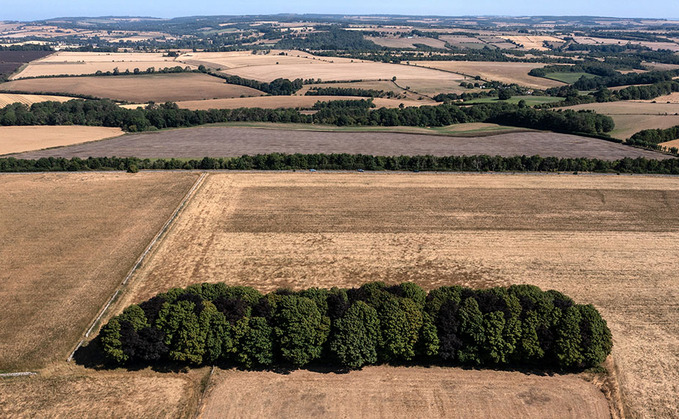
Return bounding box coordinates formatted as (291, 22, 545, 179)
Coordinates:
(462, 95, 563, 105)
(544, 72, 597, 84)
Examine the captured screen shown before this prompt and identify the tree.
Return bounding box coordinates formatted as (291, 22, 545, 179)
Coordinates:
(234, 316, 273, 368)
(555, 306, 584, 369)
(457, 297, 485, 365)
(329, 301, 380, 369)
(99, 318, 127, 364)
(377, 297, 423, 362)
(578, 304, 613, 367)
(273, 296, 330, 367)
(498, 89, 513, 101)
(156, 300, 207, 364)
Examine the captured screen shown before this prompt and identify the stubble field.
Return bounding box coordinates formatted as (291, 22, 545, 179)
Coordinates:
(0, 126, 124, 155)
(410, 61, 567, 89)
(10, 126, 671, 160)
(0, 73, 264, 103)
(0, 172, 199, 371)
(116, 172, 679, 418)
(0, 93, 75, 108)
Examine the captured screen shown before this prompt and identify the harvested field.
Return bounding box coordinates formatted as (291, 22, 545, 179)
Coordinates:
(561, 101, 679, 139)
(0, 50, 52, 78)
(11, 52, 192, 79)
(410, 61, 567, 89)
(0, 172, 199, 370)
(500, 35, 566, 51)
(644, 91, 679, 103)
(0, 366, 201, 418)
(572, 36, 679, 52)
(0, 93, 74, 107)
(175, 95, 428, 110)
(10, 126, 671, 160)
(660, 138, 679, 149)
(0, 126, 123, 155)
(0, 73, 264, 103)
(116, 172, 679, 418)
(199, 366, 609, 419)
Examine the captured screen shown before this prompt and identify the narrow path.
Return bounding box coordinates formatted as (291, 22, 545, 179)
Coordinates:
(67, 172, 208, 361)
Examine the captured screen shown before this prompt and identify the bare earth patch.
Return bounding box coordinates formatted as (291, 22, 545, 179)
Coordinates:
(199, 366, 609, 419)
(118, 173, 679, 418)
(9, 126, 671, 160)
(0, 172, 199, 370)
(0, 73, 264, 103)
(0, 126, 124, 155)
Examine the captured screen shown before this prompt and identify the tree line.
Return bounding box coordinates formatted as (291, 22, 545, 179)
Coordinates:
(2, 154, 677, 174)
(628, 126, 679, 153)
(95, 282, 612, 371)
(572, 69, 679, 90)
(305, 87, 390, 98)
(0, 100, 615, 136)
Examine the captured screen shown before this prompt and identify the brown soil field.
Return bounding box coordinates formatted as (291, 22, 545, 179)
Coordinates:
(0, 126, 124, 155)
(0, 365, 202, 418)
(0, 73, 264, 103)
(11, 52, 193, 79)
(0, 93, 74, 107)
(561, 101, 679, 139)
(199, 366, 609, 419)
(114, 172, 679, 418)
(410, 61, 567, 89)
(9, 126, 671, 161)
(0, 172, 199, 371)
(175, 95, 428, 110)
(0, 50, 52, 78)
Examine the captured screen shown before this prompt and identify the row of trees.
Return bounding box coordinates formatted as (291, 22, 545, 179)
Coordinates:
(628, 126, 679, 153)
(572, 69, 679, 90)
(3, 154, 677, 174)
(96, 282, 612, 371)
(0, 100, 615, 136)
(305, 87, 389, 98)
(528, 63, 620, 78)
(213, 74, 304, 95)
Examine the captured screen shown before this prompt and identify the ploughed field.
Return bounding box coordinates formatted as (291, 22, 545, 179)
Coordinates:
(0, 172, 199, 370)
(10, 126, 672, 161)
(117, 173, 679, 418)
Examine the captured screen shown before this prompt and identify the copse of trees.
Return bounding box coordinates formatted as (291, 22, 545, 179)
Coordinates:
(628, 125, 679, 153)
(94, 282, 612, 371)
(211, 73, 304, 95)
(3, 154, 677, 175)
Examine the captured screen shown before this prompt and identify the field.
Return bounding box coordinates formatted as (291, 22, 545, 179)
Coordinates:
(10, 52, 193, 79)
(199, 366, 609, 418)
(462, 95, 563, 105)
(0, 172, 199, 370)
(500, 35, 566, 51)
(660, 138, 679, 149)
(572, 36, 679, 52)
(561, 101, 679, 139)
(410, 61, 567, 89)
(544, 72, 595, 84)
(0, 92, 75, 107)
(178, 50, 466, 95)
(9, 125, 671, 160)
(174, 95, 429, 110)
(0, 50, 53, 79)
(113, 172, 679, 418)
(366, 36, 448, 49)
(0, 365, 202, 418)
(0, 73, 264, 103)
(0, 126, 124, 155)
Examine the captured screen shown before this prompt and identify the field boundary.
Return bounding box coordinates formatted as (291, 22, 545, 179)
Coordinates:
(67, 172, 208, 361)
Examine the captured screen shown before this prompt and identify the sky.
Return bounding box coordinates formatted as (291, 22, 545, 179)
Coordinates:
(2, 0, 679, 21)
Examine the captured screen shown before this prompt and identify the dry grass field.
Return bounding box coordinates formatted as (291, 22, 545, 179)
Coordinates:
(659, 138, 679, 149)
(116, 172, 679, 418)
(500, 35, 566, 51)
(0, 365, 202, 418)
(410, 61, 566, 89)
(11, 52, 193, 79)
(10, 126, 671, 160)
(0, 172, 199, 371)
(175, 95, 428, 110)
(199, 366, 609, 419)
(0, 126, 123, 155)
(561, 101, 679, 139)
(0, 93, 74, 107)
(0, 73, 264, 103)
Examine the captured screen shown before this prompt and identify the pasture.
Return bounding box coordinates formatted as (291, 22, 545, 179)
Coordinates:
(0, 172, 199, 370)
(410, 61, 567, 89)
(0, 126, 123, 155)
(115, 172, 679, 418)
(10, 51, 193, 79)
(199, 366, 609, 418)
(0, 73, 264, 103)
(9, 126, 671, 160)
(543, 72, 595, 84)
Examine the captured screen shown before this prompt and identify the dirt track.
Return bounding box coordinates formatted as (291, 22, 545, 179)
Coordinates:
(10, 126, 673, 160)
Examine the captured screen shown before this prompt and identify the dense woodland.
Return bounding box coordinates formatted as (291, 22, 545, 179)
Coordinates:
(628, 126, 679, 152)
(2, 154, 677, 174)
(95, 282, 612, 371)
(0, 99, 615, 136)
